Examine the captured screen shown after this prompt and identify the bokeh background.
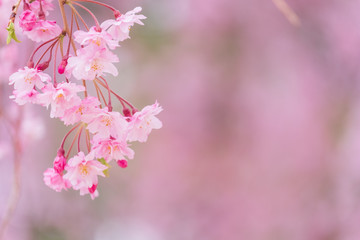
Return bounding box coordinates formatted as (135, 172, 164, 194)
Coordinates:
(2, 0, 360, 239)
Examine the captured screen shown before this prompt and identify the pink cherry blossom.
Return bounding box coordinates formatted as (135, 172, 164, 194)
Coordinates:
(9, 67, 50, 92)
(38, 82, 84, 118)
(53, 154, 66, 173)
(92, 136, 134, 163)
(10, 89, 39, 105)
(66, 45, 119, 80)
(19, 10, 37, 31)
(63, 151, 107, 195)
(61, 96, 101, 125)
(87, 184, 99, 199)
(127, 101, 163, 142)
(6, 1, 161, 201)
(74, 26, 119, 50)
(76, 183, 99, 200)
(23, 20, 62, 42)
(101, 7, 146, 42)
(27, 0, 54, 16)
(43, 152, 70, 192)
(43, 168, 70, 192)
(85, 108, 129, 139)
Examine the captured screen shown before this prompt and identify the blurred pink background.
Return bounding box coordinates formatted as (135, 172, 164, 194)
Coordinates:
(2, 0, 360, 239)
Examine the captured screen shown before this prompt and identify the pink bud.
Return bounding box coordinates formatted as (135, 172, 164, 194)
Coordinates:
(27, 60, 34, 68)
(23, 2, 31, 11)
(117, 159, 128, 168)
(53, 155, 66, 173)
(57, 148, 65, 157)
(114, 10, 121, 19)
(37, 61, 50, 71)
(58, 59, 68, 74)
(88, 184, 97, 194)
(19, 10, 37, 31)
(123, 108, 131, 117)
(38, 3, 46, 21)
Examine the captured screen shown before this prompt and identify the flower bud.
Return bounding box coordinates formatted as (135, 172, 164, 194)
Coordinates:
(88, 184, 97, 194)
(113, 10, 121, 19)
(38, 9, 46, 20)
(23, 2, 30, 11)
(53, 155, 66, 173)
(57, 148, 65, 157)
(37, 61, 50, 71)
(58, 57, 68, 74)
(117, 159, 128, 168)
(123, 108, 131, 117)
(19, 10, 36, 31)
(27, 60, 34, 68)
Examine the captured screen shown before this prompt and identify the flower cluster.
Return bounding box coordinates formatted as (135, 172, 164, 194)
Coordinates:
(19, 0, 61, 42)
(7, 0, 162, 199)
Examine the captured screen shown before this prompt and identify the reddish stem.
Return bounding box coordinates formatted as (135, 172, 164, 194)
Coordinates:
(85, 130, 91, 152)
(77, 127, 83, 152)
(73, 0, 118, 12)
(73, 8, 81, 30)
(29, 37, 58, 64)
(100, 77, 112, 111)
(35, 39, 58, 67)
(94, 82, 103, 108)
(96, 77, 135, 110)
(66, 10, 75, 56)
(60, 122, 81, 149)
(53, 40, 60, 86)
(66, 126, 83, 159)
(94, 81, 107, 106)
(71, 1, 101, 30)
(71, 5, 89, 30)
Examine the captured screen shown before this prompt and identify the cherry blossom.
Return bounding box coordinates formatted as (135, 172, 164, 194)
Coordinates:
(66, 45, 119, 81)
(53, 154, 67, 174)
(127, 101, 163, 142)
(19, 10, 37, 31)
(79, 183, 99, 200)
(101, 7, 146, 42)
(27, 0, 54, 16)
(85, 108, 129, 139)
(7, 0, 162, 199)
(10, 89, 39, 105)
(92, 136, 134, 163)
(9, 67, 50, 92)
(61, 97, 101, 125)
(63, 151, 107, 196)
(43, 168, 70, 192)
(74, 26, 119, 50)
(38, 82, 85, 118)
(23, 20, 62, 42)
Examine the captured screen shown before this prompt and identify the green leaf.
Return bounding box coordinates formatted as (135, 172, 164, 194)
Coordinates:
(6, 22, 20, 44)
(98, 158, 110, 177)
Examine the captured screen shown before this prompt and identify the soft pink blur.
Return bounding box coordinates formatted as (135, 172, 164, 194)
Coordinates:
(2, 0, 360, 239)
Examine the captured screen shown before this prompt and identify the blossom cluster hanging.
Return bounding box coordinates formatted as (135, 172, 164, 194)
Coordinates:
(7, 0, 162, 199)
